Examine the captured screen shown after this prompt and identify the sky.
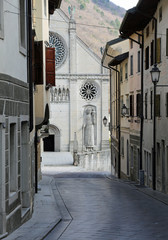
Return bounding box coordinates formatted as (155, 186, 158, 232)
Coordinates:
(110, 0, 139, 10)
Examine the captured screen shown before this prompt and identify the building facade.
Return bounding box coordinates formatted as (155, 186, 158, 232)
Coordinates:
(0, 0, 32, 236)
(0, 0, 62, 236)
(103, 0, 168, 194)
(43, 8, 109, 154)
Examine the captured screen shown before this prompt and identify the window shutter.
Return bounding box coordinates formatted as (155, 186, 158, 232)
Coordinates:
(34, 41, 43, 85)
(151, 41, 154, 66)
(130, 95, 134, 117)
(145, 46, 149, 70)
(156, 94, 160, 117)
(132, 95, 134, 117)
(136, 94, 141, 117)
(46, 47, 55, 86)
(157, 38, 161, 63)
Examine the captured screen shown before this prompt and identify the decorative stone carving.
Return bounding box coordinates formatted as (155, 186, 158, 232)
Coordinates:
(50, 86, 70, 103)
(83, 106, 96, 150)
(68, 6, 75, 20)
(49, 32, 67, 68)
(80, 82, 97, 101)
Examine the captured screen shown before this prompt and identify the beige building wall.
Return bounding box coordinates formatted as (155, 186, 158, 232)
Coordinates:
(143, 0, 168, 192)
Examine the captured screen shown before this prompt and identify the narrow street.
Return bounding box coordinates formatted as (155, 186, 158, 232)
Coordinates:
(43, 165, 168, 240)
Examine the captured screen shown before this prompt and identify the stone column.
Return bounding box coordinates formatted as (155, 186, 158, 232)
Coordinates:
(69, 18, 77, 74)
(69, 78, 78, 152)
(69, 9, 77, 151)
(101, 78, 110, 149)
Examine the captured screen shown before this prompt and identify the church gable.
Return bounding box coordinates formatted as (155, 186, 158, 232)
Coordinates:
(76, 37, 102, 74)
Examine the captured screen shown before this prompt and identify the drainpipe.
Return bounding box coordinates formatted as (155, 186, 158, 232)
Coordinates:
(140, 31, 144, 183)
(27, 0, 33, 132)
(153, 18, 157, 190)
(108, 65, 121, 178)
(102, 63, 113, 172)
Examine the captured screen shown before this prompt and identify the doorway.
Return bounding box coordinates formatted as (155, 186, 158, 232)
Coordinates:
(43, 135, 55, 151)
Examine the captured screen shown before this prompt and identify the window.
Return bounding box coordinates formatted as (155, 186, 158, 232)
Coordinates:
(157, 38, 161, 63)
(130, 95, 134, 117)
(10, 124, 17, 193)
(121, 137, 124, 156)
(149, 153, 152, 177)
(166, 93, 168, 117)
(120, 66, 123, 82)
(126, 95, 129, 115)
(120, 96, 123, 115)
(156, 94, 160, 117)
(152, 19, 155, 31)
(130, 55, 133, 75)
(125, 63, 128, 79)
(44, 0, 47, 16)
(157, 142, 161, 179)
(20, 0, 26, 53)
(145, 46, 149, 70)
(130, 40, 133, 49)
(146, 26, 149, 37)
(159, 7, 162, 22)
(0, 0, 4, 39)
(136, 93, 141, 117)
(166, 29, 168, 56)
(150, 91, 153, 119)
(131, 146, 133, 168)
(151, 41, 154, 66)
(137, 51, 140, 72)
(145, 92, 148, 119)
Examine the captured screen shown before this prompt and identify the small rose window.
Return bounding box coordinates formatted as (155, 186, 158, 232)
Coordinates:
(80, 82, 97, 101)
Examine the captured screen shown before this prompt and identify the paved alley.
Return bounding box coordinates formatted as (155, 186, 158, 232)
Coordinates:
(43, 166, 168, 240)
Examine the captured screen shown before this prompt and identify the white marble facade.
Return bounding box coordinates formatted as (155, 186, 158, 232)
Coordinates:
(48, 8, 109, 153)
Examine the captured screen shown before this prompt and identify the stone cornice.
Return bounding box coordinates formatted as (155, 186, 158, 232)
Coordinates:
(56, 74, 109, 81)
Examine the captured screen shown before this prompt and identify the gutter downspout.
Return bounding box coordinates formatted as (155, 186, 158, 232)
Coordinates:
(140, 31, 144, 176)
(27, 0, 33, 132)
(102, 63, 113, 172)
(153, 17, 157, 190)
(108, 65, 121, 179)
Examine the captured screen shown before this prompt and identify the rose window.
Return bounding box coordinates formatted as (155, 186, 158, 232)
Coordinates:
(80, 82, 97, 101)
(49, 32, 67, 68)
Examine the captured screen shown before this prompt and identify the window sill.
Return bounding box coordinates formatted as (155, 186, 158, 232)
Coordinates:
(19, 45, 27, 56)
(0, 31, 4, 40)
(9, 191, 18, 205)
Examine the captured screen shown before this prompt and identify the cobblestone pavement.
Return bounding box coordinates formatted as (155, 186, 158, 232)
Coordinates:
(43, 168, 168, 240)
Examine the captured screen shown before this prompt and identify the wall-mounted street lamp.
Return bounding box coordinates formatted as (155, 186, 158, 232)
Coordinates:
(103, 116, 108, 127)
(150, 63, 161, 190)
(121, 104, 128, 117)
(150, 64, 161, 84)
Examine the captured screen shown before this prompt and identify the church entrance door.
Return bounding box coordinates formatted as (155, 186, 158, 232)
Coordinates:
(43, 135, 55, 152)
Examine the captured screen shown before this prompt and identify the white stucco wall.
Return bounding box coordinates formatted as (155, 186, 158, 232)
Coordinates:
(0, 0, 27, 82)
(76, 40, 102, 74)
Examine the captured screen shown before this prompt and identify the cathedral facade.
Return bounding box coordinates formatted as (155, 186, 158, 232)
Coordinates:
(43, 8, 109, 153)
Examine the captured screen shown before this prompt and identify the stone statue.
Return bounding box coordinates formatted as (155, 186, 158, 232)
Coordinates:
(68, 5, 75, 20)
(84, 107, 96, 150)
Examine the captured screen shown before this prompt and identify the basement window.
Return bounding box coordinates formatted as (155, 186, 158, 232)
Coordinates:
(10, 123, 17, 193)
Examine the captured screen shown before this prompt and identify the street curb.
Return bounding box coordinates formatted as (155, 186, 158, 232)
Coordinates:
(41, 218, 62, 240)
(106, 175, 168, 206)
